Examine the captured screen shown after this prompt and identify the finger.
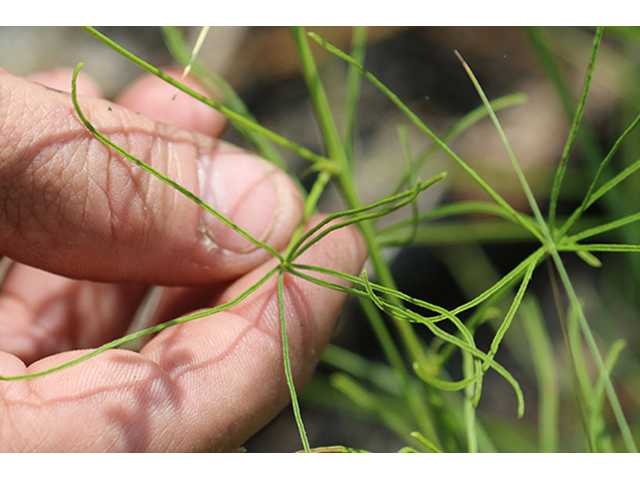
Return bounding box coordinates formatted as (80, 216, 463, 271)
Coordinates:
(26, 68, 103, 98)
(0, 262, 226, 365)
(0, 263, 148, 365)
(0, 69, 137, 365)
(140, 217, 367, 450)
(115, 68, 228, 137)
(0, 218, 366, 452)
(0, 67, 225, 363)
(0, 67, 303, 285)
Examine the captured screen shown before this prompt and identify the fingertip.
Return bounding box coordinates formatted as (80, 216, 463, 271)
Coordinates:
(0, 69, 303, 285)
(115, 67, 228, 137)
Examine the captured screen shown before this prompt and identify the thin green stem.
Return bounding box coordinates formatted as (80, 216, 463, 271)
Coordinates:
(290, 265, 525, 417)
(456, 48, 636, 451)
(482, 249, 542, 372)
(585, 157, 640, 210)
(0, 265, 279, 381)
(455, 51, 550, 243)
(559, 113, 640, 237)
(387, 92, 528, 201)
(309, 32, 544, 243)
(548, 26, 604, 229)
(71, 64, 283, 263)
(550, 247, 637, 452)
(565, 211, 640, 243)
(289, 175, 444, 262)
(397, 124, 419, 244)
(284, 170, 333, 261)
(161, 26, 288, 171)
(80, 27, 333, 170)
(344, 26, 368, 167)
(463, 348, 478, 453)
(520, 296, 559, 453)
(278, 270, 310, 452)
(289, 26, 347, 171)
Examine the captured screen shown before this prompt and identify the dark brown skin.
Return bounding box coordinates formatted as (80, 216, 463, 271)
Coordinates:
(0, 67, 367, 451)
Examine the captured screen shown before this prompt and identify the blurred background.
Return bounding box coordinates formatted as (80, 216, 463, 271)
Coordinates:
(2, 26, 640, 452)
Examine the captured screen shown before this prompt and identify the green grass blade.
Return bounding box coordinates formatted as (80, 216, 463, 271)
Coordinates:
(585, 156, 640, 209)
(387, 92, 528, 200)
(565, 211, 640, 243)
(277, 270, 310, 452)
(343, 26, 368, 166)
(396, 124, 420, 245)
(520, 296, 559, 453)
(70, 64, 283, 262)
(378, 219, 542, 247)
(330, 373, 421, 449)
(462, 348, 479, 453)
(566, 302, 598, 450)
(561, 243, 640, 254)
(290, 27, 347, 171)
(482, 249, 542, 372)
(559, 113, 640, 237)
(308, 31, 543, 243)
(80, 27, 333, 170)
(377, 198, 547, 248)
(526, 27, 605, 172)
(161, 26, 288, 170)
(0, 265, 279, 381)
(592, 339, 627, 452)
(454, 51, 550, 243)
(551, 246, 637, 452)
(548, 27, 604, 229)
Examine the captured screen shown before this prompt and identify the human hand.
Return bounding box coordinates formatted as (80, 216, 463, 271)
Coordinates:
(0, 67, 366, 451)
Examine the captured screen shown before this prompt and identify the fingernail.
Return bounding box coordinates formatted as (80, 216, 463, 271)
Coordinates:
(197, 149, 280, 253)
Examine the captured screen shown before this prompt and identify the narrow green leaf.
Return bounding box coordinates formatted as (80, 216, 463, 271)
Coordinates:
(520, 296, 559, 453)
(566, 211, 640, 243)
(482, 249, 542, 372)
(548, 27, 604, 229)
(331, 373, 418, 447)
(290, 174, 445, 262)
(559, 114, 640, 237)
(71, 64, 283, 263)
(409, 431, 443, 453)
(161, 26, 288, 170)
(0, 265, 279, 381)
(290, 27, 347, 170)
(81, 26, 333, 169)
(387, 92, 528, 200)
(308, 31, 543, 243)
(278, 270, 311, 453)
(343, 26, 368, 166)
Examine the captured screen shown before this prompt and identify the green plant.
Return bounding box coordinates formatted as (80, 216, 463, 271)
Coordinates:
(3, 26, 640, 453)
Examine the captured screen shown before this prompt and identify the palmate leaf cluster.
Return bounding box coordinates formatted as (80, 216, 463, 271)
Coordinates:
(3, 26, 640, 453)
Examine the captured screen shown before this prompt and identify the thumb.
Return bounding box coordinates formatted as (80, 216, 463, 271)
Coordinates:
(0, 68, 303, 284)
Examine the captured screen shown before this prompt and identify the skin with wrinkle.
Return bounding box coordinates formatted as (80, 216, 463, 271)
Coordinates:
(0, 67, 367, 452)
(0, 68, 303, 284)
(0, 219, 365, 452)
